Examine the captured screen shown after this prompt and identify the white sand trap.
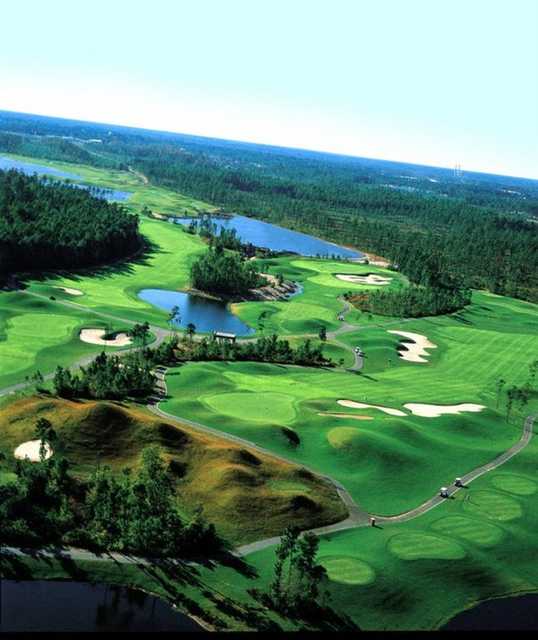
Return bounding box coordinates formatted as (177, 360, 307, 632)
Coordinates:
(388, 331, 437, 363)
(14, 440, 53, 462)
(338, 401, 407, 417)
(79, 329, 133, 347)
(404, 403, 485, 418)
(56, 287, 84, 297)
(318, 412, 374, 421)
(336, 274, 393, 286)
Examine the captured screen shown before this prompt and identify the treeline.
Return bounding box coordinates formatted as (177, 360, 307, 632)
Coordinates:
(176, 334, 333, 368)
(0, 170, 142, 279)
(347, 283, 473, 318)
(0, 419, 222, 556)
(2, 111, 537, 302)
(191, 244, 265, 296)
(53, 350, 155, 401)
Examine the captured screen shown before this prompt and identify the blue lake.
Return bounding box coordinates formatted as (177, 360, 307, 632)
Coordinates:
(139, 289, 255, 336)
(442, 594, 538, 630)
(176, 215, 362, 259)
(0, 580, 202, 632)
(0, 155, 81, 180)
(0, 155, 132, 202)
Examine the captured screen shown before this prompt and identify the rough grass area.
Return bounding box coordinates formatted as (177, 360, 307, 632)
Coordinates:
(0, 396, 347, 545)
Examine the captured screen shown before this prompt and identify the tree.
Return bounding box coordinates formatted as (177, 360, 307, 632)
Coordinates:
(319, 326, 327, 342)
(168, 306, 181, 332)
(186, 323, 196, 342)
(496, 378, 506, 409)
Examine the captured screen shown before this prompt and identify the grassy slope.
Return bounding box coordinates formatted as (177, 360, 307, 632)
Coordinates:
(232, 257, 406, 336)
(0, 396, 346, 545)
(0, 292, 136, 389)
(190, 431, 538, 630)
(162, 291, 538, 516)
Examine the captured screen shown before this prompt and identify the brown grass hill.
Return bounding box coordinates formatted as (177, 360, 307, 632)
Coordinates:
(0, 396, 347, 545)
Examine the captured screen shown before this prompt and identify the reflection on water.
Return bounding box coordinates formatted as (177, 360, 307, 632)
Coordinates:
(0, 580, 202, 632)
(176, 214, 362, 259)
(139, 289, 255, 336)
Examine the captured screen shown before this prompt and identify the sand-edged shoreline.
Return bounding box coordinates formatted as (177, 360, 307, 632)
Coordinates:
(14, 440, 54, 462)
(79, 329, 133, 347)
(388, 330, 437, 363)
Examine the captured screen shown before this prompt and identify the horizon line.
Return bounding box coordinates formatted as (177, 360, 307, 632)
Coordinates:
(1, 106, 537, 183)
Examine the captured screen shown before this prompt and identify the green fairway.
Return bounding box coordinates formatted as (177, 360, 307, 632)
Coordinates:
(0, 292, 136, 389)
(162, 291, 538, 515)
(184, 434, 538, 630)
(232, 256, 406, 335)
(27, 217, 207, 328)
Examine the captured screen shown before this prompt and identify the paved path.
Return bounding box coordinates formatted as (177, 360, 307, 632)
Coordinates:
(374, 414, 536, 524)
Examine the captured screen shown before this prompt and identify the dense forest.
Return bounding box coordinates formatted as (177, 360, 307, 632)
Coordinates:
(191, 244, 265, 296)
(1, 110, 537, 302)
(0, 169, 142, 280)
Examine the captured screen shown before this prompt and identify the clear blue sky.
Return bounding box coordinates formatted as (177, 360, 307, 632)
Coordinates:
(1, 0, 537, 178)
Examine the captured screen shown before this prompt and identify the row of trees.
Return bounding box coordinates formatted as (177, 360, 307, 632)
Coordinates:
(0, 170, 142, 280)
(176, 333, 333, 368)
(347, 283, 473, 318)
(0, 419, 222, 556)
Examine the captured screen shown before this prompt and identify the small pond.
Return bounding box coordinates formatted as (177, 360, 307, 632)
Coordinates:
(0, 580, 203, 632)
(176, 214, 362, 259)
(138, 289, 255, 336)
(442, 593, 538, 631)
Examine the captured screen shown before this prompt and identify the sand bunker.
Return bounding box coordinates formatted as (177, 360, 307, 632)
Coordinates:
(388, 331, 437, 363)
(14, 441, 54, 462)
(338, 401, 407, 417)
(336, 274, 393, 286)
(56, 287, 84, 297)
(404, 403, 485, 418)
(318, 413, 374, 421)
(79, 329, 133, 347)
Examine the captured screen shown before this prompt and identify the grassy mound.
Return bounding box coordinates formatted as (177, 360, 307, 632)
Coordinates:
(319, 555, 376, 586)
(203, 391, 297, 424)
(463, 490, 523, 522)
(431, 515, 504, 547)
(388, 533, 466, 561)
(0, 396, 347, 544)
(490, 474, 537, 496)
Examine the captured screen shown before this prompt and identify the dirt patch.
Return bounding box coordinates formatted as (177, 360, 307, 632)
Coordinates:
(56, 287, 84, 297)
(14, 440, 53, 462)
(318, 412, 374, 421)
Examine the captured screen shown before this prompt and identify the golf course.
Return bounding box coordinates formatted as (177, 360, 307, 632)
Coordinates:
(1, 153, 537, 632)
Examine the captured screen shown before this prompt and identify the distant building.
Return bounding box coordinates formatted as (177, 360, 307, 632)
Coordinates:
(214, 332, 237, 344)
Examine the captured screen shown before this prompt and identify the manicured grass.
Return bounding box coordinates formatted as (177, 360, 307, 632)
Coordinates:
(28, 218, 208, 328)
(183, 435, 538, 630)
(162, 292, 538, 516)
(232, 257, 406, 336)
(0, 292, 134, 389)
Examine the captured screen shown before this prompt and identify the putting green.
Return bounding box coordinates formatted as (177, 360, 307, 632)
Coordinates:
(431, 515, 504, 547)
(463, 490, 522, 522)
(388, 532, 466, 560)
(0, 313, 80, 377)
(203, 391, 297, 424)
(327, 427, 361, 450)
(490, 474, 537, 496)
(319, 555, 376, 586)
